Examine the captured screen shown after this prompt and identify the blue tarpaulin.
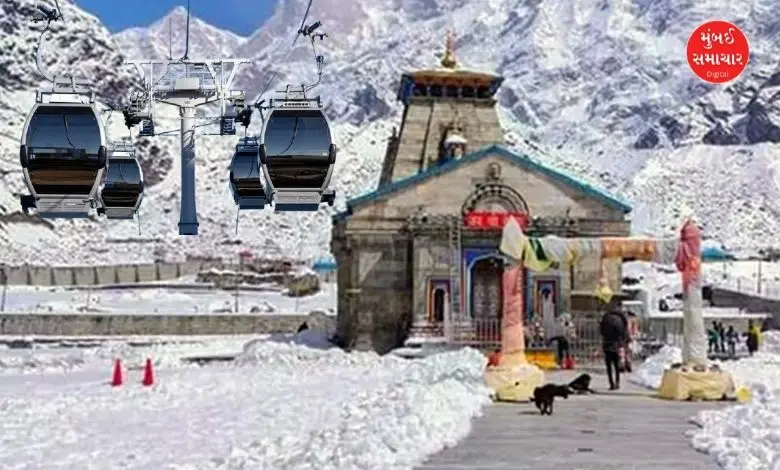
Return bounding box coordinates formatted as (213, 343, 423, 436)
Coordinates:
(312, 259, 337, 272)
(701, 245, 735, 262)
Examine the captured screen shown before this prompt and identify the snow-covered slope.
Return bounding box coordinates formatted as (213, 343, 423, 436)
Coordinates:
(1, 0, 780, 264)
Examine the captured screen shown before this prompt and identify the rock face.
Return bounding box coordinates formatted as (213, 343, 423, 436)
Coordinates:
(2, 0, 780, 263)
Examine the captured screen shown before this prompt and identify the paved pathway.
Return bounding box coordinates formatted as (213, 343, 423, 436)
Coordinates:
(418, 371, 724, 470)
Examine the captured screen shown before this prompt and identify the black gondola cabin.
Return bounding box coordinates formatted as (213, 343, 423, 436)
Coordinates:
(97, 142, 144, 220)
(229, 137, 267, 210)
(19, 102, 106, 218)
(259, 100, 336, 211)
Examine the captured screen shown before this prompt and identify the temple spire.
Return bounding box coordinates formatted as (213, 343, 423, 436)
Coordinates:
(440, 29, 457, 69)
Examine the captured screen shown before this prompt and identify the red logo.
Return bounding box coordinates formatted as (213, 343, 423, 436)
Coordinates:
(687, 21, 749, 84)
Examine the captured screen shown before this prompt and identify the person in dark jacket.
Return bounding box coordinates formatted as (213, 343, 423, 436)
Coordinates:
(717, 321, 726, 353)
(600, 308, 630, 390)
(725, 325, 739, 358)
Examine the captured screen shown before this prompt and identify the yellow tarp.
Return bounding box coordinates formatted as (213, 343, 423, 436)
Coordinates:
(657, 366, 735, 401)
(485, 363, 545, 402)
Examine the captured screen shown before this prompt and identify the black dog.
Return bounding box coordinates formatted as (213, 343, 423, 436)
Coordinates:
(533, 384, 570, 415)
(568, 373, 597, 395)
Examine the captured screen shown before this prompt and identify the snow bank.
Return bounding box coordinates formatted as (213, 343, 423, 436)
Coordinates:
(631, 332, 780, 470)
(0, 339, 490, 469)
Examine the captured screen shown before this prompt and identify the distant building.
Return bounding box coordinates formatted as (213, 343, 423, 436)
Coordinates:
(331, 32, 631, 353)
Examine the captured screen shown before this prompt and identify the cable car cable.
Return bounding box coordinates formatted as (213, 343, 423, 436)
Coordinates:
(252, 0, 315, 107)
(30, 0, 65, 84)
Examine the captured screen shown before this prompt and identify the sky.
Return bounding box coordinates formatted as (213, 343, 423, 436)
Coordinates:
(74, 0, 277, 36)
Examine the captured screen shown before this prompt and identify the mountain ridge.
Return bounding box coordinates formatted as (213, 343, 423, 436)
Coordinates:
(0, 0, 779, 265)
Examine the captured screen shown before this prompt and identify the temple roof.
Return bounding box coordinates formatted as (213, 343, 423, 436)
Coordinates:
(396, 30, 503, 104)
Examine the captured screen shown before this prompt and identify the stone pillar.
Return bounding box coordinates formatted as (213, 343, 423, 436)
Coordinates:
(677, 220, 707, 365)
(501, 263, 527, 364)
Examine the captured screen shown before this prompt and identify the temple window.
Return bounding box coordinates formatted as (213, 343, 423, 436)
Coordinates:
(445, 85, 458, 97)
(477, 86, 489, 99)
(430, 85, 443, 97)
(462, 87, 475, 98)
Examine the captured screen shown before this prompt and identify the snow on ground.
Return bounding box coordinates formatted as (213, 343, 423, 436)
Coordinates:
(630, 332, 780, 470)
(0, 334, 490, 470)
(0, 335, 258, 374)
(0, 282, 337, 315)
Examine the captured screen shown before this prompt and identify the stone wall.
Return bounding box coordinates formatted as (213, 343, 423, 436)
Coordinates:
(390, 99, 504, 182)
(332, 231, 413, 354)
(0, 312, 334, 336)
(0, 261, 243, 286)
(711, 287, 780, 315)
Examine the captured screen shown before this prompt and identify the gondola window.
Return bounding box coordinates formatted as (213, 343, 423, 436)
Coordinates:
(264, 110, 330, 189)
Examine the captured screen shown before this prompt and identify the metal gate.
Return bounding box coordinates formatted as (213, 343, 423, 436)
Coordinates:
(469, 258, 502, 342)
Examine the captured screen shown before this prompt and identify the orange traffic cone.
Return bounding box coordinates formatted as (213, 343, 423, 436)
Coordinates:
(141, 358, 154, 387)
(111, 359, 123, 387)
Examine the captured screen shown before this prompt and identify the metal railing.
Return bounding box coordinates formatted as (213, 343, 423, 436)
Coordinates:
(416, 315, 688, 365)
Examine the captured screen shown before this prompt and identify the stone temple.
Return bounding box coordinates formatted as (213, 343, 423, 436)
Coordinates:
(331, 32, 631, 354)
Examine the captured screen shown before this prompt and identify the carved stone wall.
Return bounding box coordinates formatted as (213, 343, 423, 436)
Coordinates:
(332, 230, 413, 353)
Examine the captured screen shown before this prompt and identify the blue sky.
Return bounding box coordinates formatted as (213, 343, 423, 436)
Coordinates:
(74, 0, 277, 36)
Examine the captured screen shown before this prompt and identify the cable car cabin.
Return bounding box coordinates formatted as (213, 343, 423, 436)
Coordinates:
(19, 102, 106, 218)
(229, 137, 267, 210)
(97, 145, 144, 220)
(259, 102, 336, 211)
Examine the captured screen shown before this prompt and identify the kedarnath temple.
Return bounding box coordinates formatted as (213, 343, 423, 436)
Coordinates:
(331, 33, 632, 354)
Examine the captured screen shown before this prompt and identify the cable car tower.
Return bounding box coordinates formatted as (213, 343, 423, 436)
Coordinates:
(121, 1, 249, 235)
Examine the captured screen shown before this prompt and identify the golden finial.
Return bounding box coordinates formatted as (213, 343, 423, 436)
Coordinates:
(441, 29, 457, 69)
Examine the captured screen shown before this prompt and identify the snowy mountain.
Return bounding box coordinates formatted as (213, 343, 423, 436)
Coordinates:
(114, 6, 247, 60)
(1, 0, 780, 265)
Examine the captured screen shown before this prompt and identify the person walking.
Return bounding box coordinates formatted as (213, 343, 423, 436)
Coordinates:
(600, 305, 630, 390)
(548, 314, 576, 367)
(725, 325, 738, 358)
(708, 323, 719, 354)
(717, 321, 726, 353)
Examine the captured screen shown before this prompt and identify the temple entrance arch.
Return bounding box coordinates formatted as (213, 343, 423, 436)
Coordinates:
(461, 167, 530, 229)
(461, 182, 529, 215)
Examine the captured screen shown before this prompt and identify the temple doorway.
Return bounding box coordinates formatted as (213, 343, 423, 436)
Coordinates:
(469, 256, 503, 341)
(432, 287, 446, 323)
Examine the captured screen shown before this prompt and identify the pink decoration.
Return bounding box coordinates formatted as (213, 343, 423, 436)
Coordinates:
(501, 265, 525, 354)
(675, 220, 702, 293)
